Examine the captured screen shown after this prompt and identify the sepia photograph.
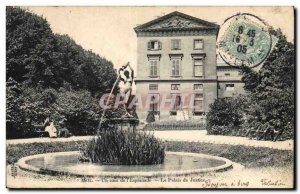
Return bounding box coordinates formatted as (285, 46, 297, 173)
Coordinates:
(5, 6, 295, 189)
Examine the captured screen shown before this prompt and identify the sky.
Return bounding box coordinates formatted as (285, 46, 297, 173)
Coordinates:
(25, 6, 294, 71)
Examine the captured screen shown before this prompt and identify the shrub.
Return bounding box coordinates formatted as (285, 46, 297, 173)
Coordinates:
(143, 120, 205, 131)
(146, 111, 155, 123)
(52, 88, 99, 136)
(6, 78, 28, 139)
(206, 97, 244, 135)
(83, 127, 165, 165)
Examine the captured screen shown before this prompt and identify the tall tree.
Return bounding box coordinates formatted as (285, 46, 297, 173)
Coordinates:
(6, 7, 62, 88)
(6, 7, 119, 139)
(241, 29, 294, 138)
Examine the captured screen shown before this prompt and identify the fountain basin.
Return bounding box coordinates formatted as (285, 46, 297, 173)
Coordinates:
(17, 151, 233, 177)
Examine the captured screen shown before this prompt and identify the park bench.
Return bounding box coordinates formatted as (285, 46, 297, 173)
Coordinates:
(33, 125, 50, 137)
(245, 123, 282, 142)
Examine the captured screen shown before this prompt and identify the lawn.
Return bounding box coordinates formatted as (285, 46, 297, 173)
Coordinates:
(7, 140, 294, 169)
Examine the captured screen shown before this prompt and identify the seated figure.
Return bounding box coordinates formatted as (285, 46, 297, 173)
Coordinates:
(45, 122, 57, 138)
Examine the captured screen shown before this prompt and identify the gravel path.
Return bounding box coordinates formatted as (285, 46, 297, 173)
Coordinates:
(6, 130, 293, 150)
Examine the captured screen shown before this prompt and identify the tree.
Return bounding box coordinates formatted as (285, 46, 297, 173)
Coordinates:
(6, 7, 63, 88)
(241, 29, 294, 139)
(240, 66, 259, 93)
(6, 7, 120, 138)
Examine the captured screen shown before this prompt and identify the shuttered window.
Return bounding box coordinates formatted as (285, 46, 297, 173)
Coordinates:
(147, 40, 162, 50)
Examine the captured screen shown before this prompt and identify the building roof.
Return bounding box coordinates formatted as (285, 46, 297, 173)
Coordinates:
(134, 11, 219, 33)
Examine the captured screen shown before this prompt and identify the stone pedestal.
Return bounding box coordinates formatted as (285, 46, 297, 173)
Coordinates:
(109, 117, 139, 131)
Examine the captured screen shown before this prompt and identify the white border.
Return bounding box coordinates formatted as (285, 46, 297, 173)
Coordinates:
(2, 1, 298, 193)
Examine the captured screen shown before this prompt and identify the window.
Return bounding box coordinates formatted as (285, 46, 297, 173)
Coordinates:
(171, 59, 180, 76)
(171, 84, 180, 90)
(148, 40, 161, 50)
(170, 94, 182, 115)
(194, 93, 204, 111)
(194, 59, 204, 77)
(194, 39, 204, 50)
(194, 84, 203, 90)
(225, 84, 235, 91)
(171, 39, 181, 50)
(225, 73, 231, 76)
(149, 84, 158, 90)
(149, 94, 159, 112)
(149, 59, 159, 77)
(171, 94, 182, 111)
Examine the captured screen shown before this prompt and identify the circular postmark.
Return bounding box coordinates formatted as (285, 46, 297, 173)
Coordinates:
(217, 13, 272, 68)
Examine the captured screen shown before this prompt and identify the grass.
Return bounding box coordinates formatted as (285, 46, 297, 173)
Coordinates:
(164, 141, 294, 168)
(6, 141, 87, 165)
(7, 140, 293, 168)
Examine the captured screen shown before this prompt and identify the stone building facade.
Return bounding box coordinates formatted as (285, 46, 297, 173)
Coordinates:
(134, 11, 245, 121)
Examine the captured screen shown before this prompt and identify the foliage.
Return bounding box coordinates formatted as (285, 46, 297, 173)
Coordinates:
(206, 97, 244, 135)
(54, 34, 117, 95)
(52, 88, 99, 136)
(6, 78, 28, 138)
(146, 111, 155, 123)
(240, 66, 259, 93)
(6, 7, 119, 138)
(6, 7, 62, 88)
(84, 127, 165, 165)
(241, 29, 294, 139)
(20, 86, 58, 125)
(6, 7, 117, 91)
(23, 87, 102, 136)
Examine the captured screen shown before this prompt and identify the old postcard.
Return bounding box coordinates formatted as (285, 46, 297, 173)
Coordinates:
(6, 6, 295, 189)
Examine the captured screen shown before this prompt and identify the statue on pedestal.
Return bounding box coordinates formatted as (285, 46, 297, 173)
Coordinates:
(118, 62, 134, 118)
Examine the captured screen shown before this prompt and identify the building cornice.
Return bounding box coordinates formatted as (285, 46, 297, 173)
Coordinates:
(134, 11, 219, 32)
(217, 79, 244, 83)
(136, 28, 218, 37)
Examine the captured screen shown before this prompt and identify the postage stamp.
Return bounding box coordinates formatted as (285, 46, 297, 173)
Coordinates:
(217, 13, 273, 68)
(5, 6, 295, 189)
